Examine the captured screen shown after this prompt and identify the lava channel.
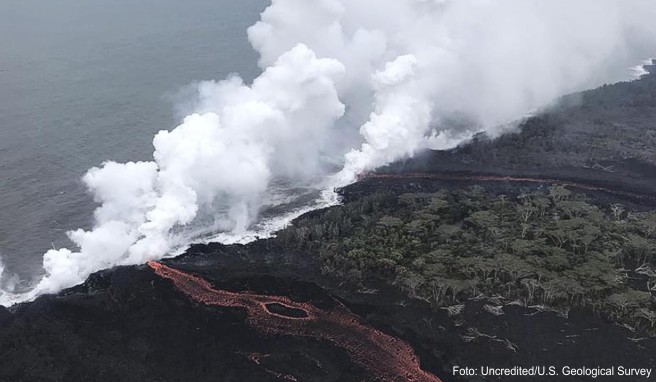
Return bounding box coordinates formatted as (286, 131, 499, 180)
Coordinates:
(148, 261, 442, 382)
(364, 172, 656, 202)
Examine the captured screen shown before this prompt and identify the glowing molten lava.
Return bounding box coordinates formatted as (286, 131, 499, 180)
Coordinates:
(148, 261, 442, 382)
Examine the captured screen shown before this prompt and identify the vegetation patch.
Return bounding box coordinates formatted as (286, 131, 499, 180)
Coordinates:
(276, 186, 656, 333)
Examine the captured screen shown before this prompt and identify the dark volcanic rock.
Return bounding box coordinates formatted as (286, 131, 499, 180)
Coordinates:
(380, 66, 656, 197)
(0, 265, 365, 382)
(0, 305, 10, 325)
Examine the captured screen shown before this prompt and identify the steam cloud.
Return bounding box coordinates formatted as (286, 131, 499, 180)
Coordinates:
(0, 255, 17, 299)
(0, 259, 4, 291)
(2, 0, 656, 306)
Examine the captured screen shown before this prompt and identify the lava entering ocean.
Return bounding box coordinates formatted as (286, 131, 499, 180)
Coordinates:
(148, 261, 442, 382)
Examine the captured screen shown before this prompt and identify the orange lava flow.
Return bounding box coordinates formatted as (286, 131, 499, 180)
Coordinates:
(364, 172, 655, 201)
(148, 261, 442, 382)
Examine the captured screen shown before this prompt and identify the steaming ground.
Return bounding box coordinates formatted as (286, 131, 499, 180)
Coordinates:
(3, 0, 656, 306)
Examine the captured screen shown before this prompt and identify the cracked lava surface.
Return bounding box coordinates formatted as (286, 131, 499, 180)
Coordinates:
(148, 261, 442, 382)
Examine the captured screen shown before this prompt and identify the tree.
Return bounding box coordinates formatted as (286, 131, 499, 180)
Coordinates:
(611, 203, 626, 221)
(623, 234, 656, 267)
(549, 185, 572, 203)
(517, 204, 537, 224)
(466, 210, 500, 238)
(558, 200, 595, 219)
(396, 269, 426, 298)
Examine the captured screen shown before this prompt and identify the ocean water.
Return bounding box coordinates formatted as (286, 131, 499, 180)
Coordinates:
(0, 0, 268, 284)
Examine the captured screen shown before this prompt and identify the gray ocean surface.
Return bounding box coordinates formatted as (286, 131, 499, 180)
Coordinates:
(0, 0, 267, 285)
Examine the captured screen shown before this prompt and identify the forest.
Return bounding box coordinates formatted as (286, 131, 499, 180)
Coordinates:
(275, 185, 656, 334)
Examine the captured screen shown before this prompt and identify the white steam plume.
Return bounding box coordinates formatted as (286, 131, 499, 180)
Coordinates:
(2, 0, 656, 306)
(0, 257, 4, 290)
(631, 58, 655, 80)
(1, 45, 345, 305)
(0, 255, 18, 301)
(248, 0, 656, 184)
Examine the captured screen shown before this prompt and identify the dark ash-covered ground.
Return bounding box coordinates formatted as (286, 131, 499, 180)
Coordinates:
(1, 64, 656, 382)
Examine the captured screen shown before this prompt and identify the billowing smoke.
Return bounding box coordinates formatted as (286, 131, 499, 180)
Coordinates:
(2, 0, 656, 306)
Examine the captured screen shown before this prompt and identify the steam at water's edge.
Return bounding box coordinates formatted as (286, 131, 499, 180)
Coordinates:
(2, 0, 656, 306)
